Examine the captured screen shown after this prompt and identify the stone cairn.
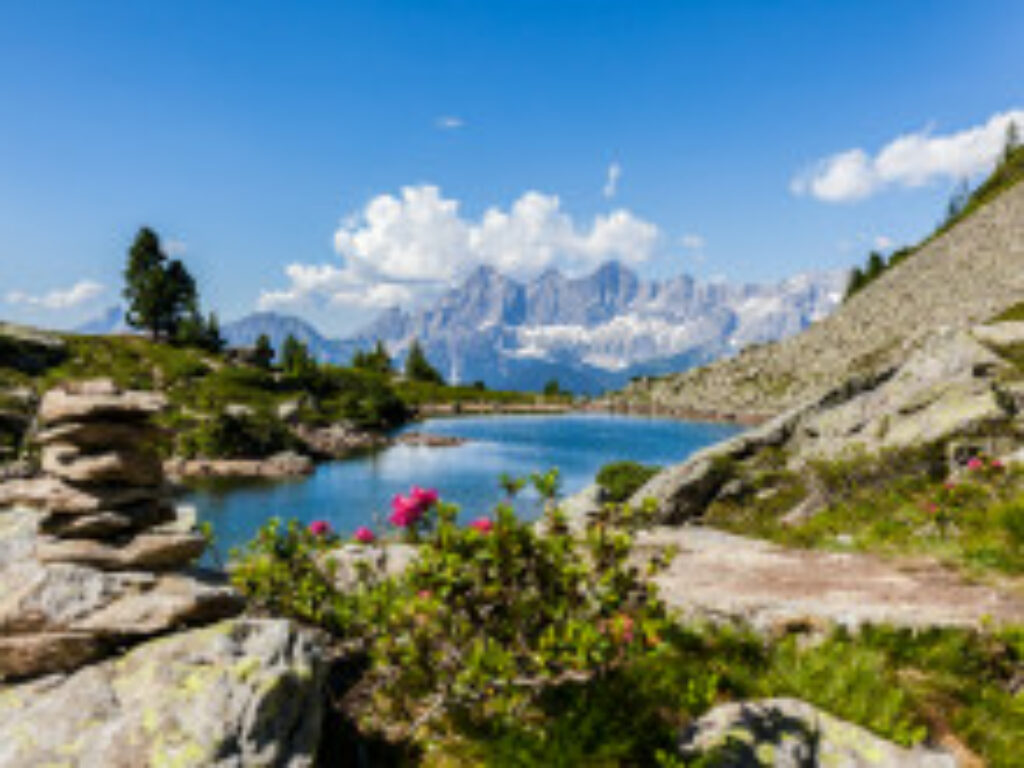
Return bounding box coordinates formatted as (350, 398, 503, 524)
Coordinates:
(0, 379, 242, 681)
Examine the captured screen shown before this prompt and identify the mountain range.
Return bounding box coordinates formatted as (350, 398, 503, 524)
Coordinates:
(80, 262, 845, 395)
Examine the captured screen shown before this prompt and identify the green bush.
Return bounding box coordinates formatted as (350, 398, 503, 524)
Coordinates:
(1001, 499, 1024, 550)
(596, 461, 660, 503)
(180, 409, 295, 459)
(230, 473, 675, 739)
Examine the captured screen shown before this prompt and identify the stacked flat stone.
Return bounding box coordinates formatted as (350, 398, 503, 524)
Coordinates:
(0, 379, 242, 681)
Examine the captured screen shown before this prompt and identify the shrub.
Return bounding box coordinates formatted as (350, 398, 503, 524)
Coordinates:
(230, 474, 675, 738)
(1001, 499, 1024, 550)
(181, 408, 296, 459)
(596, 461, 660, 503)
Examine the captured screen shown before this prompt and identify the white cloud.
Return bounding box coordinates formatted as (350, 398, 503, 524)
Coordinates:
(435, 116, 464, 130)
(260, 185, 660, 311)
(791, 108, 1024, 202)
(680, 233, 705, 250)
(164, 239, 188, 256)
(5, 280, 105, 310)
(602, 162, 621, 199)
(873, 235, 893, 251)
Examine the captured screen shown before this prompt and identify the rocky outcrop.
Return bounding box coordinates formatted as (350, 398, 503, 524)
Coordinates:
(0, 619, 324, 768)
(0, 379, 243, 681)
(165, 450, 315, 480)
(678, 698, 956, 767)
(291, 422, 390, 459)
(639, 526, 1024, 632)
(0, 322, 67, 375)
(631, 326, 1022, 522)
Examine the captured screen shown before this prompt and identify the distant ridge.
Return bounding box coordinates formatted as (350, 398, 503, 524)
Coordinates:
(221, 311, 356, 364)
(223, 264, 844, 395)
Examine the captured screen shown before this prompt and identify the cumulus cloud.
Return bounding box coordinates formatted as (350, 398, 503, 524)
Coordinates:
(5, 280, 104, 310)
(260, 185, 660, 311)
(602, 162, 621, 199)
(435, 115, 464, 130)
(791, 108, 1024, 202)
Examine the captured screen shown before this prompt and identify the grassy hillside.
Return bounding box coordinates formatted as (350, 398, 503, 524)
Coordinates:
(0, 329, 563, 462)
(618, 146, 1024, 419)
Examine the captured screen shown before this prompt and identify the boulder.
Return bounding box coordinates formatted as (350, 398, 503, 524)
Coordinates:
(678, 698, 956, 767)
(0, 476, 161, 515)
(35, 420, 165, 450)
(630, 405, 805, 523)
(0, 558, 241, 641)
(38, 501, 176, 539)
(321, 543, 419, 591)
(789, 329, 1013, 461)
(0, 619, 325, 768)
(38, 381, 165, 426)
(36, 531, 208, 571)
(41, 443, 163, 486)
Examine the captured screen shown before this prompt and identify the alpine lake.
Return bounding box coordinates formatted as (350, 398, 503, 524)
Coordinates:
(185, 412, 742, 556)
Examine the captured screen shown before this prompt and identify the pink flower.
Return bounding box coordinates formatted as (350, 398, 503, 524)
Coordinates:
(943, 481, 956, 490)
(417, 590, 433, 600)
(410, 486, 439, 509)
(967, 457, 985, 471)
(353, 526, 376, 544)
(308, 520, 331, 536)
(990, 458, 1004, 470)
(469, 517, 493, 533)
(389, 494, 422, 528)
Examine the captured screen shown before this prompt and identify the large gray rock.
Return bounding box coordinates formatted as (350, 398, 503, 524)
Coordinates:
(38, 380, 165, 426)
(630, 407, 802, 523)
(0, 507, 242, 680)
(41, 442, 163, 486)
(0, 476, 161, 515)
(678, 698, 955, 767)
(36, 531, 208, 571)
(0, 619, 325, 768)
(789, 329, 1013, 461)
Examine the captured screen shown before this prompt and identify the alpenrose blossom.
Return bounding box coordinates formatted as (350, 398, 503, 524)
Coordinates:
(389, 486, 440, 528)
(353, 526, 376, 544)
(469, 517, 493, 533)
(410, 486, 439, 508)
(309, 520, 332, 536)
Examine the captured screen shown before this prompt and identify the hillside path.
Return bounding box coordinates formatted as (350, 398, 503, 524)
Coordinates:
(637, 526, 1024, 631)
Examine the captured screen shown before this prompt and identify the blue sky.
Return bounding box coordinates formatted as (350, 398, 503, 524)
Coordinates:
(2, 0, 1023, 335)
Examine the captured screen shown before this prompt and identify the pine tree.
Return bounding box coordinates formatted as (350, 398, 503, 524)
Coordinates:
(1005, 121, 1020, 163)
(404, 339, 444, 385)
(123, 227, 198, 340)
(253, 334, 274, 369)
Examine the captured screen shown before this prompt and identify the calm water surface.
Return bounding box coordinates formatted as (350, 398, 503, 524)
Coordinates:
(186, 413, 741, 554)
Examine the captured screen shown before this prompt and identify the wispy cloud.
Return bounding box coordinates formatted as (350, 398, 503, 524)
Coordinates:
(602, 162, 622, 199)
(6, 280, 105, 310)
(791, 108, 1024, 202)
(164, 239, 188, 256)
(680, 233, 705, 251)
(259, 184, 660, 311)
(435, 115, 465, 130)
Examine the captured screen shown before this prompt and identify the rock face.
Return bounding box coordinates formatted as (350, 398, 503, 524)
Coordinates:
(631, 326, 1021, 522)
(0, 619, 324, 768)
(0, 379, 243, 681)
(678, 698, 956, 767)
